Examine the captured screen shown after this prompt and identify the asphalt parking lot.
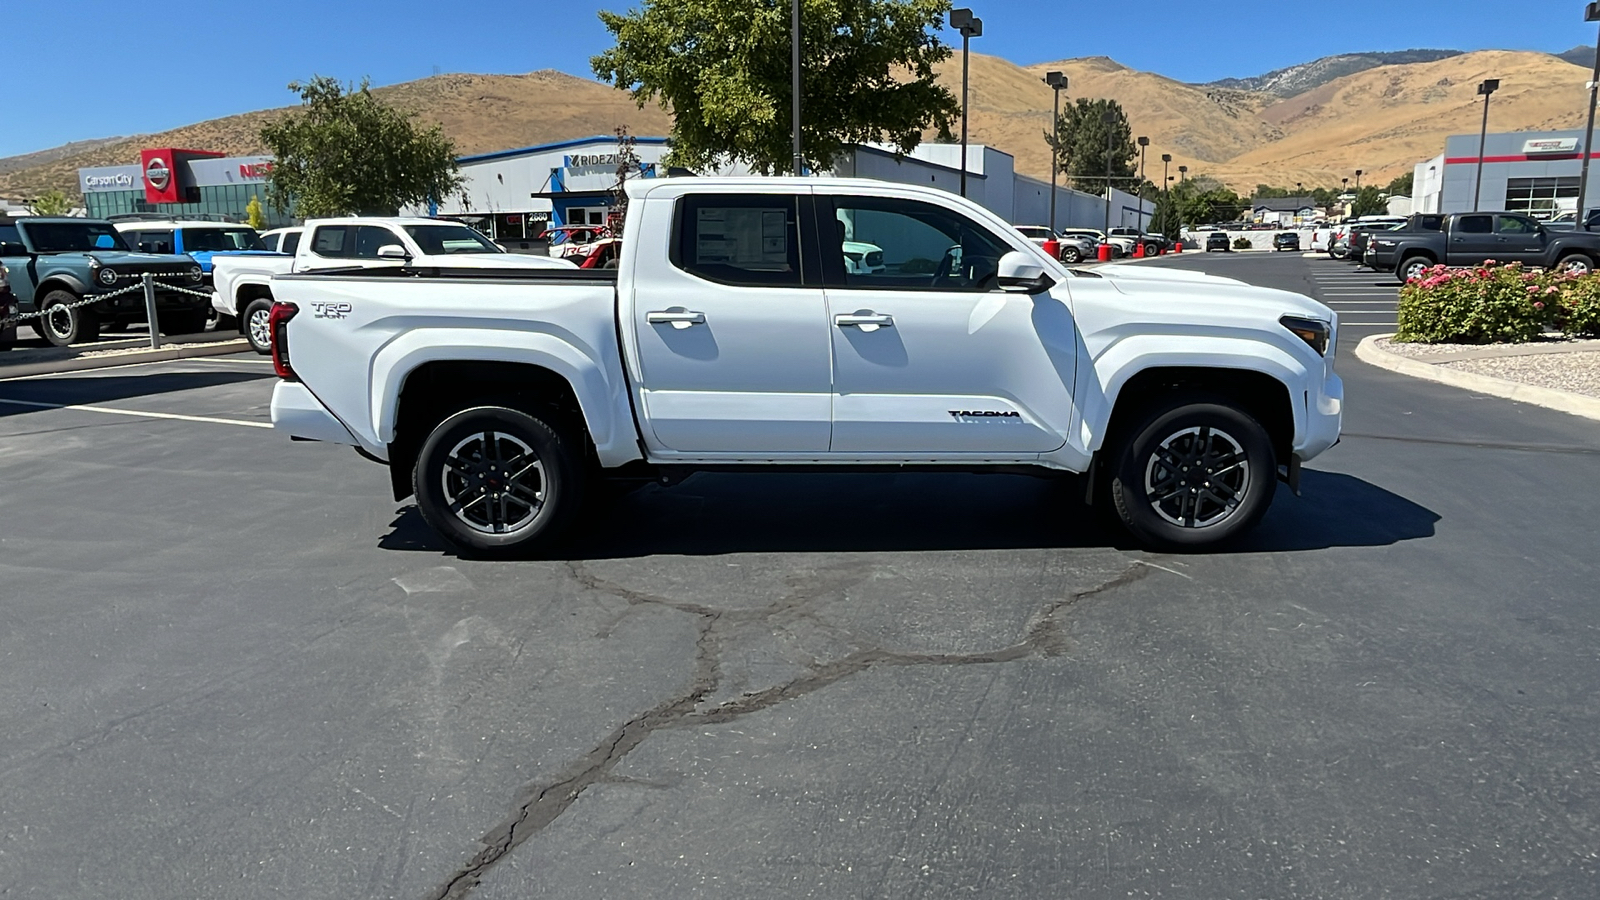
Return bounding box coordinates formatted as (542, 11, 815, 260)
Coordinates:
(2, 253, 1598, 899)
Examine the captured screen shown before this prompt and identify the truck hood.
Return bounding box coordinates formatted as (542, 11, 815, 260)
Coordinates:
(1089, 263, 1247, 287)
(429, 253, 577, 269)
(1093, 265, 1332, 323)
(82, 251, 197, 268)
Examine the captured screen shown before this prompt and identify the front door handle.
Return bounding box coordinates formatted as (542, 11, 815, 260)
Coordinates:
(835, 312, 894, 332)
(646, 309, 706, 330)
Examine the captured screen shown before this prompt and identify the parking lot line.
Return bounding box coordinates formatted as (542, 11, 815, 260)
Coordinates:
(0, 397, 273, 429)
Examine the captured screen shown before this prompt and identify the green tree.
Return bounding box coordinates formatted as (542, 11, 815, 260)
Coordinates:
(1350, 185, 1388, 217)
(593, 0, 959, 175)
(1386, 171, 1415, 197)
(28, 190, 72, 216)
(1048, 98, 1137, 193)
(245, 195, 266, 230)
(260, 76, 465, 217)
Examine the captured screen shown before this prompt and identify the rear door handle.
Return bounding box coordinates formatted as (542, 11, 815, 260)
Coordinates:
(835, 312, 894, 330)
(646, 309, 706, 330)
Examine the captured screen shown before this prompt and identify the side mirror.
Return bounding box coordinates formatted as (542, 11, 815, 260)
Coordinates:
(0, 241, 27, 256)
(997, 250, 1056, 293)
(376, 244, 411, 260)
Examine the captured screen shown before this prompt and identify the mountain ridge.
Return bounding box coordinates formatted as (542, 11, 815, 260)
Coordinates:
(1203, 49, 1467, 97)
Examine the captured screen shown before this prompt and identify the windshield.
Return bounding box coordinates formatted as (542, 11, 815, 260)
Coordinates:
(402, 224, 501, 255)
(183, 228, 266, 252)
(21, 221, 129, 253)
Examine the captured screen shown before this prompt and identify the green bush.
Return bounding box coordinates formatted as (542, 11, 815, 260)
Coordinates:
(1395, 261, 1549, 343)
(1557, 274, 1600, 337)
(1232, 236, 1252, 250)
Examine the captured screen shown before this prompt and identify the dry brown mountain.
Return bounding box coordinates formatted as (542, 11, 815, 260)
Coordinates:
(1, 49, 1592, 201)
(0, 71, 670, 202)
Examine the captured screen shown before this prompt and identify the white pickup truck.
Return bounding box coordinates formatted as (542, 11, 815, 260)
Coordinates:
(211, 216, 574, 353)
(267, 178, 1343, 555)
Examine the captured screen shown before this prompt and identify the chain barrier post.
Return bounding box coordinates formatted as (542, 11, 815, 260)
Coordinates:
(142, 274, 160, 350)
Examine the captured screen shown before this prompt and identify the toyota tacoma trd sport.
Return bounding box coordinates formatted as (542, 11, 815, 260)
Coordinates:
(266, 178, 1344, 555)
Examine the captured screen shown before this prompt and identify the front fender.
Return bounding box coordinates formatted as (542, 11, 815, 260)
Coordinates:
(1076, 333, 1315, 453)
(37, 272, 89, 297)
(371, 328, 639, 468)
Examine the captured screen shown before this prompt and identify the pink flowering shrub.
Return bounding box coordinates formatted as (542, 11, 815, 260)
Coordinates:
(1395, 261, 1550, 343)
(1556, 274, 1600, 337)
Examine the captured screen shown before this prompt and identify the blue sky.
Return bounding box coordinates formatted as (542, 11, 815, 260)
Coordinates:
(4, 0, 1595, 158)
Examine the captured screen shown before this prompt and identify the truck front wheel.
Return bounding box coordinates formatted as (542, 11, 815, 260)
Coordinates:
(39, 290, 100, 347)
(1110, 398, 1276, 551)
(413, 406, 586, 558)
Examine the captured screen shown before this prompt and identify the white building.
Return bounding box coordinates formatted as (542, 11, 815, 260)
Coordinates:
(1413, 129, 1600, 218)
(427, 135, 1152, 244)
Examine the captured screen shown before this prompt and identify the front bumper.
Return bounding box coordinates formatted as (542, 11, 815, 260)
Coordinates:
(1, 288, 16, 344)
(1297, 370, 1344, 462)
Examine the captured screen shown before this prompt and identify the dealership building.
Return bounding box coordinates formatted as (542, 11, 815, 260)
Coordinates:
(1413, 129, 1600, 218)
(78, 148, 293, 227)
(429, 134, 1151, 242)
(76, 136, 1150, 238)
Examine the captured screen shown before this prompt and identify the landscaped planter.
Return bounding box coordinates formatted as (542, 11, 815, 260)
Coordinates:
(1396, 261, 1600, 344)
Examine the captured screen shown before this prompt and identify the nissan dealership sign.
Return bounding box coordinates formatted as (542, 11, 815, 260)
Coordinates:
(1523, 138, 1580, 155)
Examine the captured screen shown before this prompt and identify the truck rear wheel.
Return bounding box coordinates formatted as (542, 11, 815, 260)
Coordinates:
(1110, 398, 1276, 551)
(412, 405, 586, 558)
(1398, 256, 1433, 283)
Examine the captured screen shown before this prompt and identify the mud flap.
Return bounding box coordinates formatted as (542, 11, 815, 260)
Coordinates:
(1279, 453, 1302, 496)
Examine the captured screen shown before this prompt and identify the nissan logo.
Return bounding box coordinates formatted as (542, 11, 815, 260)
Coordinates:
(145, 157, 171, 191)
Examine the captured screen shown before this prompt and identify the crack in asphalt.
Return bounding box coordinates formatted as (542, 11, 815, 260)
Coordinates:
(426, 559, 1149, 900)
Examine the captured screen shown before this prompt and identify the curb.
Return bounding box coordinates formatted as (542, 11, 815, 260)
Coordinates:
(1354, 334, 1600, 423)
(0, 339, 251, 380)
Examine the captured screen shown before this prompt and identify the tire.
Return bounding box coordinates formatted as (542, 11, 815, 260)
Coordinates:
(242, 298, 274, 355)
(157, 307, 208, 336)
(38, 289, 99, 347)
(1558, 253, 1595, 276)
(1109, 398, 1277, 551)
(1061, 247, 1081, 264)
(412, 406, 587, 558)
(1398, 256, 1433, 283)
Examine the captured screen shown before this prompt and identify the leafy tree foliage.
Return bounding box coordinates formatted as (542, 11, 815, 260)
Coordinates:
(1349, 185, 1388, 217)
(28, 190, 71, 216)
(1386, 171, 1415, 197)
(592, 0, 959, 175)
(260, 76, 465, 217)
(1048, 98, 1138, 192)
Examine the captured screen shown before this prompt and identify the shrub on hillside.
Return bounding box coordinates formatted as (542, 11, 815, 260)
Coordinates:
(1395, 262, 1549, 344)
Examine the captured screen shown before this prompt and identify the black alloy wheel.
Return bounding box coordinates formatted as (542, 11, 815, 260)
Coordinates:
(1111, 398, 1276, 550)
(413, 406, 586, 557)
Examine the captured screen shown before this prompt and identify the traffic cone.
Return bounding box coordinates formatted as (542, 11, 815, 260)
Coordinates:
(1097, 243, 1112, 262)
(1134, 242, 1145, 258)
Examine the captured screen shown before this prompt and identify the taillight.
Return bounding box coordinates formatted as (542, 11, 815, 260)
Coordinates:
(269, 301, 298, 380)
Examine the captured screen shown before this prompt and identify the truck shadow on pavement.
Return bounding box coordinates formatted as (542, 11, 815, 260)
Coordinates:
(0, 371, 273, 416)
(379, 468, 1438, 558)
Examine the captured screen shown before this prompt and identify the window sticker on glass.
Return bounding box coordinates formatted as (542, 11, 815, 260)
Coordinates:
(696, 207, 790, 269)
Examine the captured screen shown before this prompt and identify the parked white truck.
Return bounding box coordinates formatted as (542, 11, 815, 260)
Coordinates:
(211, 217, 575, 353)
(266, 178, 1343, 555)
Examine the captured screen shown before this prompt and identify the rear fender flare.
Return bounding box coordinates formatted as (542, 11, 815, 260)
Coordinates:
(372, 330, 638, 468)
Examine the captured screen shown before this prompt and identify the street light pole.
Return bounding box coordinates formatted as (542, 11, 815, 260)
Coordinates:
(791, 0, 803, 175)
(1474, 78, 1500, 211)
(1577, 2, 1600, 226)
(1160, 153, 1171, 235)
(1102, 108, 1116, 231)
(951, 9, 982, 198)
(1137, 136, 1149, 229)
(1046, 71, 1067, 232)
(1355, 169, 1363, 192)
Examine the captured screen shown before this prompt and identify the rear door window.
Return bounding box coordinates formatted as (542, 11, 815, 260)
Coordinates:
(311, 226, 351, 257)
(670, 194, 803, 287)
(1457, 215, 1493, 234)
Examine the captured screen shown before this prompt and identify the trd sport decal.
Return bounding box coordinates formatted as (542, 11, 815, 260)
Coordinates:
(948, 410, 1021, 419)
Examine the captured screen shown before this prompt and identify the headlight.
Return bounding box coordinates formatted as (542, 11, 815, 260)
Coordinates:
(97, 267, 118, 286)
(1281, 315, 1331, 356)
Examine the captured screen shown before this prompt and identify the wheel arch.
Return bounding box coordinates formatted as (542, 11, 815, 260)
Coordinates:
(35, 277, 87, 301)
(1089, 361, 1300, 468)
